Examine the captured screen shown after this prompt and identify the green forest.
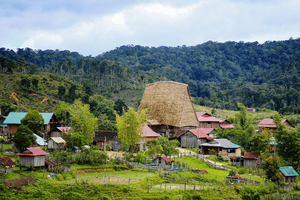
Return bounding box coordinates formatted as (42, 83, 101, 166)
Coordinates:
(1, 38, 300, 113)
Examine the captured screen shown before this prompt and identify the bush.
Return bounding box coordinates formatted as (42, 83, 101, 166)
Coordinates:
(238, 168, 246, 175)
(229, 169, 236, 176)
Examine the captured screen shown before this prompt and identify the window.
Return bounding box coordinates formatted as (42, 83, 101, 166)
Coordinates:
(227, 149, 236, 153)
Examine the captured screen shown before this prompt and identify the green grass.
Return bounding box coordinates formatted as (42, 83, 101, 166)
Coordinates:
(0, 143, 12, 150)
(205, 156, 229, 164)
(175, 156, 265, 182)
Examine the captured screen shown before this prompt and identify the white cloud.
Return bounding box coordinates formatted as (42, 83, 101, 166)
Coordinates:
(20, 32, 63, 50)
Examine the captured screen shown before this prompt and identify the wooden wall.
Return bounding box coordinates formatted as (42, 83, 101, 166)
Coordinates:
(19, 155, 45, 167)
(199, 122, 220, 128)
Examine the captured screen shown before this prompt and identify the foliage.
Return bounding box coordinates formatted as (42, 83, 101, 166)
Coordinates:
(116, 107, 148, 152)
(114, 99, 128, 115)
(21, 110, 45, 134)
(54, 101, 71, 125)
(262, 155, 281, 183)
(248, 129, 271, 153)
(69, 100, 98, 144)
(67, 132, 84, 148)
(134, 151, 146, 163)
(229, 169, 236, 176)
(156, 136, 180, 156)
(13, 125, 36, 151)
(0, 102, 18, 116)
(275, 114, 300, 170)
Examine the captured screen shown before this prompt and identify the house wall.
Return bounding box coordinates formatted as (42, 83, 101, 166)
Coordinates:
(199, 122, 220, 128)
(180, 132, 197, 148)
(282, 175, 297, 183)
(244, 159, 257, 168)
(202, 146, 219, 155)
(49, 131, 62, 137)
(221, 148, 241, 157)
(47, 140, 54, 149)
(7, 125, 18, 135)
(19, 155, 45, 167)
(0, 165, 13, 173)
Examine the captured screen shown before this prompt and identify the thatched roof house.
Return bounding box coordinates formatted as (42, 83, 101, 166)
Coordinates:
(138, 81, 198, 137)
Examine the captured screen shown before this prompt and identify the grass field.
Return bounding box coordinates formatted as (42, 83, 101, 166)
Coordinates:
(0, 143, 12, 150)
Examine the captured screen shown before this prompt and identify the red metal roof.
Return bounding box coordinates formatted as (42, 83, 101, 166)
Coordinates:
(199, 128, 215, 134)
(195, 112, 211, 120)
(161, 156, 173, 162)
(57, 127, 72, 135)
(246, 108, 255, 110)
(243, 152, 260, 159)
(198, 116, 221, 122)
(258, 119, 289, 128)
(142, 125, 161, 138)
(16, 147, 49, 156)
(220, 123, 234, 129)
(189, 129, 213, 140)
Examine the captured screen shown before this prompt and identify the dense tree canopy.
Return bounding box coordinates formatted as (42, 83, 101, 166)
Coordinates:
(13, 125, 36, 151)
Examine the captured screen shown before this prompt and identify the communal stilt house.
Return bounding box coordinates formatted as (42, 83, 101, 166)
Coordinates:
(138, 81, 199, 138)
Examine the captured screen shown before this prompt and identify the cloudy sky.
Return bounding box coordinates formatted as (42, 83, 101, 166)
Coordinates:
(1, 0, 300, 56)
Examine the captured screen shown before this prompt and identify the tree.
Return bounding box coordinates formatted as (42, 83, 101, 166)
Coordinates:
(66, 132, 84, 148)
(114, 99, 128, 115)
(249, 129, 271, 153)
(156, 136, 179, 156)
(262, 155, 281, 183)
(275, 114, 300, 170)
(58, 85, 66, 100)
(32, 78, 39, 94)
(116, 107, 148, 152)
(13, 125, 36, 151)
(69, 100, 98, 144)
(54, 101, 71, 126)
(21, 110, 44, 134)
(21, 77, 31, 89)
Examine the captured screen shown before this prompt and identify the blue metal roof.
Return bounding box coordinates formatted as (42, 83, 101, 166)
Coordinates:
(34, 133, 47, 146)
(280, 166, 299, 177)
(4, 112, 54, 125)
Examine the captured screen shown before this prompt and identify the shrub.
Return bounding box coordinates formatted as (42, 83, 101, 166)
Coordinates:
(229, 169, 236, 176)
(238, 168, 246, 175)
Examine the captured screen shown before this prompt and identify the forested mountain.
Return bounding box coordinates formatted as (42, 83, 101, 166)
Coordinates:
(1, 38, 300, 112)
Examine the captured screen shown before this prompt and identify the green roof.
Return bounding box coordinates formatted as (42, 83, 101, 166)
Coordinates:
(280, 166, 299, 177)
(4, 112, 54, 125)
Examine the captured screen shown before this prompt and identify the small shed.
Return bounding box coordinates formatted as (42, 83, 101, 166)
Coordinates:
(47, 137, 66, 150)
(0, 156, 16, 173)
(45, 158, 58, 171)
(48, 127, 72, 138)
(154, 156, 173, 168)
(16, 147, 49, 171)
(93, 130, 121, 151)
(243, 152, 260, 168)
(280, 166, 299, 183)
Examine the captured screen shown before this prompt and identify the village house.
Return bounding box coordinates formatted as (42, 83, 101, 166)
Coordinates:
(258, 119, 294, 132)
(138, 81, 199, 138)
(139, 125, 161, 150)
(172, 129, 213, 148)
(280, 166, 299, 183)
(243, 152, 260, 168)
(45, 158, 58, 172)
(0, 156, 16, 173)
(246, 108, 256, 112)
(4, 112, 59, 136)
(93, 130, 121, 151)
(199, 128, 216, 138)
(196, 112, 234, 130)
(33, 133, 47, 147)
(219, 119, 234, 129)
(48, 127, 72, 138)
(201, 139, 241, 157)
(154, 156, 173, 168)
(17, 147, 49, 171)
(47, 137, 66, 150)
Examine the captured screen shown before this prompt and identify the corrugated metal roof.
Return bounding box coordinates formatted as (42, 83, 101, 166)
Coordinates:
(161, 156, 173, 162)
(201, 138, 241, 148)
(49, 137, 66, 144)
(243, 152, 260, 159)
(45, 158, 58, 167)
(220, 123, 234, 129)
(142, 125, 161, 138)
(34, 133, 47, 146)
(189, 129, 213, 140)
(4, 112, 54, 124)
(280, 166, 299, 177)
(17, 147, 49, 156)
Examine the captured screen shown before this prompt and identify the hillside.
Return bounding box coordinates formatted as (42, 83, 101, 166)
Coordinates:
(1, 38, 300, 111)
(0, 73, 81, 115)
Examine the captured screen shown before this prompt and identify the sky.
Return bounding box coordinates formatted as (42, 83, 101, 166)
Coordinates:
(1, 0, 300, 56)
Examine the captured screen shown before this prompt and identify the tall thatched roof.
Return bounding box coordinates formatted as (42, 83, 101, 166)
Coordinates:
(138, 81, 198, 128)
